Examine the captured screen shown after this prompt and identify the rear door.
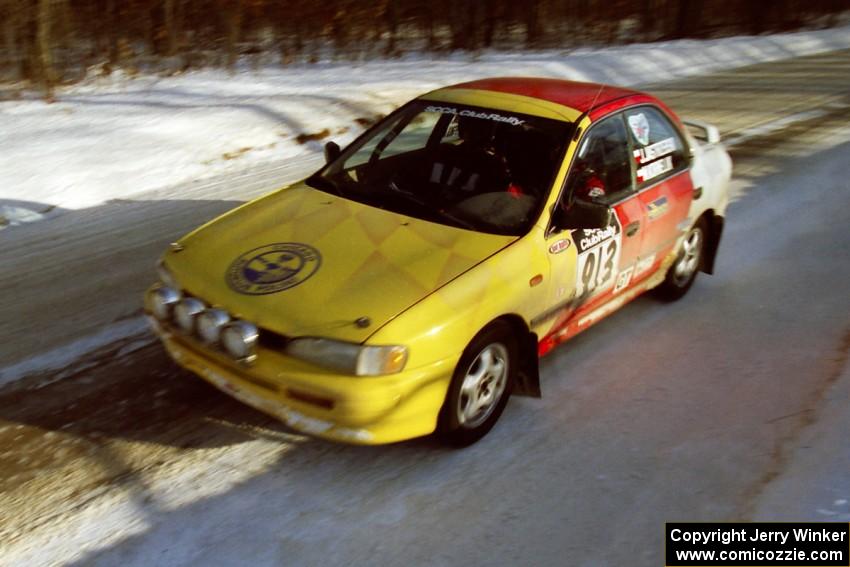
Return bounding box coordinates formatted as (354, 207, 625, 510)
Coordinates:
(623, 106, 694, 283)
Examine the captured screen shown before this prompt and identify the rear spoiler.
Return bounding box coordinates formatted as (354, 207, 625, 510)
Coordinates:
(682, 119, 721, 144)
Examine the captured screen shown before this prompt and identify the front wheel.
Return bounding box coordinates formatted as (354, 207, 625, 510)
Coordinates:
(655, 219, 706, 301)
(437, 322, 516, 446)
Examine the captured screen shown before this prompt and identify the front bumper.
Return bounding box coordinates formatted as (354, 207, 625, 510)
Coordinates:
(149, 317, 457, 444)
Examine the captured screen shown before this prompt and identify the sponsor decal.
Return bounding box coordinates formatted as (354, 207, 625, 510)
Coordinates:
(633, 136, 676, 164)
(574, 224, 618, 254)
(614, 267, 634, 293)
(647, 195, 670, 220)
(572, 219, 622, 299)
(424, 105, 525, 126)
(634, 253, 656, 275)
(637, 155, 674, 183)
(227, 242, 321, 295)
(628, 112, 650, 146)
(548, 238, 571, 254)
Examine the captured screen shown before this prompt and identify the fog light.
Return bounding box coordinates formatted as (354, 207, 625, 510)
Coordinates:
(221, 321, 259, 362)
(174, 298, 205, 333)
(197, 308, 230, 344)
(148, 286, 180, 320)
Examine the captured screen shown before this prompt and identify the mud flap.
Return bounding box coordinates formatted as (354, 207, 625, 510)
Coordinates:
(514, 331, 541, 398)
(701, 215, 724, 275)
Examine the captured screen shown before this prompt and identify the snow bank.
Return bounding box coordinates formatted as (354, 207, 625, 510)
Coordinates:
(1, 25, 849, 217)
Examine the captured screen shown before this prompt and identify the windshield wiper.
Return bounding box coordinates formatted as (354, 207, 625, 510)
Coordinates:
(433, 208, 478, 231)
(306, 175, 343, 197)
(387, 180, 477, 231)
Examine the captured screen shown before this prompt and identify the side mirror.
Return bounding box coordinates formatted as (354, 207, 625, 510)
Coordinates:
(551, 199, 613, 232)
(324, 141, 341, 164)
(682, 119, 721, 144)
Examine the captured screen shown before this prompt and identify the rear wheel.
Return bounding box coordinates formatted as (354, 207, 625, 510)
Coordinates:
(438, 322, 516, 446)
(655, 219, 706, 301)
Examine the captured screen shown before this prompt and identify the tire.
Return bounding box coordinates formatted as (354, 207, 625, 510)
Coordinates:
(437, 322, 517, 447)
(655, 218, 707, 301)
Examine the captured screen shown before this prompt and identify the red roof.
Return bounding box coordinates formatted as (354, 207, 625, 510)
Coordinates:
(448, 77, 645, 114)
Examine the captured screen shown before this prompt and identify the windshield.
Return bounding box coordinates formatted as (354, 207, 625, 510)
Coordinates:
(307, 101, 573, 236)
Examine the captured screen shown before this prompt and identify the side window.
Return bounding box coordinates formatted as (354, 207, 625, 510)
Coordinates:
(624, 106, 687, 187)
(565, 115, 634, 205)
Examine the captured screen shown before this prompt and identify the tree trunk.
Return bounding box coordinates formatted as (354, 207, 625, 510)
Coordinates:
(142, 1, 154, 55)
(525, 2, 541, 47)
(484, 0, 500, 50)
(37, 0, 56, 99)
(384, 1, 398, 56)
(641, 0, 656, 41)
(747, 0, 764, 35)
(449, 2, 466, 50)
(105, 0, 118, 64)
(3, 1, 19, 80)
(674, 0, 703, 38)
(225, 1, 243, 71)
(466, 1, 478, 51)
(164, 0, 177, 55)
(424, 3, 437, 51)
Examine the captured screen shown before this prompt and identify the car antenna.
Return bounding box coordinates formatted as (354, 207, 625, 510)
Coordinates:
(587, 83, 606, 114)
(573, 83, 606, 141)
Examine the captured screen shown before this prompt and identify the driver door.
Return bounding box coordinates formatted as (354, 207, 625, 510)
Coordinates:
(541, 113, 644, 344)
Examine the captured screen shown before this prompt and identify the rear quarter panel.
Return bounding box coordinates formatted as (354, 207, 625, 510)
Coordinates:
(688, 137, 732, 219)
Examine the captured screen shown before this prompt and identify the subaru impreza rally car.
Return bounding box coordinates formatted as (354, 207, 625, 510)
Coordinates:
(145, 78, 731, 445)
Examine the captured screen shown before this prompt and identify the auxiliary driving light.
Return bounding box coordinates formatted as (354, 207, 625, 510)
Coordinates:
(148, 286, 180, 321)
(174, 297, 205, 333)
(221, 321, 259, 362)
(197, 308, 230, 344)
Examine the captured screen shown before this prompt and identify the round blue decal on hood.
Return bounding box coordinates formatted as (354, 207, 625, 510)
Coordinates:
(227, 243, 321, 295)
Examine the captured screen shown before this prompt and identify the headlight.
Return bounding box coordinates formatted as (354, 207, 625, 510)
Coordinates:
(197, 309, 230, 344)
(147, 285, 180, 320)
(174, 297, 205, 333)
(221, 321, 259, 362)
(285, 338, 408, 376)
(157, 260, 179, 289)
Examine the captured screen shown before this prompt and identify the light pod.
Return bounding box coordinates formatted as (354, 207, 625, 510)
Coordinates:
(197, 308, 231, 344)
(174, 298, 205, 334)
(221, 321, 259, 362)
(148, 286, 181, 321)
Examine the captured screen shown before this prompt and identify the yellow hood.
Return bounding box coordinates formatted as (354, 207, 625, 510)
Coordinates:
(166, 183, 516, 343)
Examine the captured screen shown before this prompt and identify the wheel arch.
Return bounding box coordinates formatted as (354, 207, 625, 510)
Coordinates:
(490, 314, 541, 398)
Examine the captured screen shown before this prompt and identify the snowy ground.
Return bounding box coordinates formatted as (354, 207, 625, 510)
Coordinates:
(1, 24, 850, 228)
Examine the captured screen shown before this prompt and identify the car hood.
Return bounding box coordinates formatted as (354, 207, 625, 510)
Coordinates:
(166, 183, 516, 343)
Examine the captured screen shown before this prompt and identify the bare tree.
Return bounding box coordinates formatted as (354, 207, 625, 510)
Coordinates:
(525, 1, 541, 47)
(1, 0, 847, 89)
(223, 0, 243, 71)
(2, 0, 23, 80)
(37, 0, 56, 99)
(164, 0, 178, 55)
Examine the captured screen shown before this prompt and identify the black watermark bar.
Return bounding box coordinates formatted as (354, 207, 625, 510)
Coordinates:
(665, 523, 850, 566)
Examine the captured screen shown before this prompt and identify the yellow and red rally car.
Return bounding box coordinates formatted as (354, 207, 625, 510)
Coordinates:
(145, 78, 731, 445)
